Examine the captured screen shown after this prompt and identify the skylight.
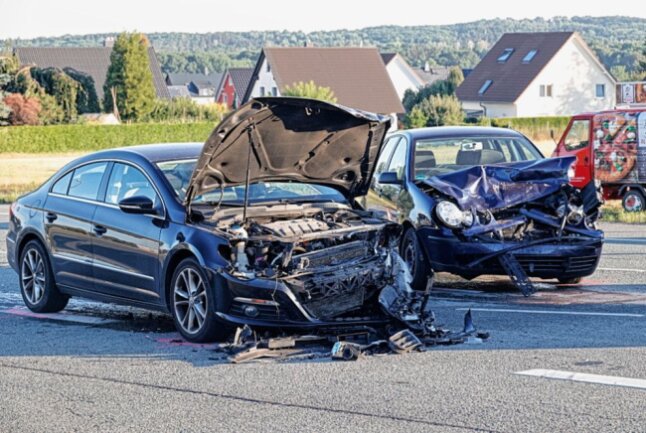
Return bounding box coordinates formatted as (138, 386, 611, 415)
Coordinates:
(497, 48, 514, 63)
(522, 50, 538, 63)
(478, 80, 493, 95)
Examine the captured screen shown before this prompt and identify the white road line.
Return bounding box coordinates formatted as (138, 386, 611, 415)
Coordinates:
(516, 369, 646, 390)
(597, 267, 646, 273)
(456, 307, 644, 318)
(0, 306, 119, 325)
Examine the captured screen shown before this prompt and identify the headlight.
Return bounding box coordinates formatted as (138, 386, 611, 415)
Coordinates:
(435, 201, 468, 229)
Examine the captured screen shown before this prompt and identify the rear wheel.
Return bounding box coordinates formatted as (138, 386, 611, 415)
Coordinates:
(622, 190, 644, 212)
(400, 228, 432, 291)
(19, 240, 69, 313)
(170, 258, 228, 342)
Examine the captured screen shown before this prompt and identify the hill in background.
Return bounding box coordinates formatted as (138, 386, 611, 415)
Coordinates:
(4, 16, 645, 78)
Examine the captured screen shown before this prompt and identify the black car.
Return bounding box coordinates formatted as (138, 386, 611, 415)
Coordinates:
(7, 98, 415, 342)
(364, 127, 604, 294)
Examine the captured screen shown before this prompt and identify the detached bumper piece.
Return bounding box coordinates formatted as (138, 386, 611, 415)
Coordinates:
(498, 253, 535, 296)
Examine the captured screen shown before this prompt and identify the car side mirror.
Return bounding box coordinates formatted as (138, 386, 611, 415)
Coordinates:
(378, 171, 401, 185)
(118, 196, 155, 214)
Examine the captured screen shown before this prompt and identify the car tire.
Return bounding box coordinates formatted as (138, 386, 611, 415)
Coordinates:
(400, 228, 432, 291)
(170, 258, 228, 343)
(622, 190, 644, 212)
(19, 240, 69, 313)
(558, 277, 582, 285)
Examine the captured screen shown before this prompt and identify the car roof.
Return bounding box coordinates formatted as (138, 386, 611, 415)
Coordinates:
(392, 126, 525, 140)
(93, 142, 204, 163)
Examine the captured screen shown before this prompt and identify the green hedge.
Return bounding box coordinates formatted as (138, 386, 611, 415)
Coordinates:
(0, 122, 216, 153)
(490, 116, 571, 140)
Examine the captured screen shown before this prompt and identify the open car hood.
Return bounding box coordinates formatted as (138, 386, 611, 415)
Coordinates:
(186, 97, 391, 206)
(422, 156, 576, 210)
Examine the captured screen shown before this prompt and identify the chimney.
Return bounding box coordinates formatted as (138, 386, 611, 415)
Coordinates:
(104, 36, 115, 48)
(304, 40, 314, 48)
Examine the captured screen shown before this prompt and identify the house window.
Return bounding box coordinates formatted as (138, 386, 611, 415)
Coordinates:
(497, 48, 514, 63)
(522, 50, 537, 63)
(596, 84, 606, 98)
(478, 80, 493, 95)
(271, 87, 278, 96)
(539, 84, 553, 97)
(260, 86, 266, 96)
(222, 94, 228, 104)
(266, 62, 271, 73)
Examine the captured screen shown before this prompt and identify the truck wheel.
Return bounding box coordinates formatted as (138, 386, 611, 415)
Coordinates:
(622, 190, 644, 212)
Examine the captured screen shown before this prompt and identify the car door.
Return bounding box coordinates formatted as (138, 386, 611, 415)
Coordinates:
(44, 162, 109, 290)
(90, 162, 163, 302)
(368, 136, 409, 222)
(365, 136, 400, 216)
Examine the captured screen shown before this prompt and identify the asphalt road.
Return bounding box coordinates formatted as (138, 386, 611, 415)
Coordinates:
(1, 203, 646, 432)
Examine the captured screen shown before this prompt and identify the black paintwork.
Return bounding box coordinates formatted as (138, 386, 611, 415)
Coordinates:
(364, 127, 603, 280)
(5, 143, 387, 328)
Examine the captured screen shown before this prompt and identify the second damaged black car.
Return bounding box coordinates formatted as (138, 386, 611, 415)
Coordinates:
(7, 98, 434, 342)
(366, 127, 604, 295)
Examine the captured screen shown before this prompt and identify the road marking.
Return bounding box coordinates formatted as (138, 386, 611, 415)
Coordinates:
(456, 307, 644, 318)
(0, 306, 119, 325)
(597, 267, 646, 273)
(516, 369, 646, 390)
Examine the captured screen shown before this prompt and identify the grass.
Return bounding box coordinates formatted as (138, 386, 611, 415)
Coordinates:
(600, 200, 646, 224)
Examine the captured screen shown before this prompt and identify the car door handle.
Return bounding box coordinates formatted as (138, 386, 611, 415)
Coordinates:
(46, 212, 57, 222)
(93, 225, 107, 235)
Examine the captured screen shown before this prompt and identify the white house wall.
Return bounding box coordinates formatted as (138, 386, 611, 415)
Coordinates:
(515, 38, 615, 117)
(386, 59, 424, 100)
(249, 58, 280, 98)
(461, 100, 517, 118)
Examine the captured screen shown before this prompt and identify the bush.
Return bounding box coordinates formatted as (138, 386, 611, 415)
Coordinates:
(0, 122, 216, 153)
(144, 98, 229, 123)
(415, 94, 463, 126)
(4, 93, 41, 125)
(63, 67, 101, 113)
(490, 116, 570, 141)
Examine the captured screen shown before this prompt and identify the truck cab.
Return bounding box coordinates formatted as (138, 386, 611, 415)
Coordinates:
(553, 109, 646, 211)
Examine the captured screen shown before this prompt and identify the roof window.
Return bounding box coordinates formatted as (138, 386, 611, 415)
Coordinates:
(497, 48, 514, 63)
(522, 50, 538, 63)
(478, 80, 493, 95)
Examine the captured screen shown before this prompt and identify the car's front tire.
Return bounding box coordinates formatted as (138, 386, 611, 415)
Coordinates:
(19, 240, 69, 313)
(400, 228, 432, 291)
(170, 258, 228, 342)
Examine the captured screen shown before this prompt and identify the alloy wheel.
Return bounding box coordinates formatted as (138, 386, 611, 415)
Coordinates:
(403, 236, 417, 277)
(21, 249, 46, 305)
(173, 268, 208, 334)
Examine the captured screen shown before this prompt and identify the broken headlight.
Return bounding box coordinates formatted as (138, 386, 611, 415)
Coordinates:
(435, 201, 473, 228)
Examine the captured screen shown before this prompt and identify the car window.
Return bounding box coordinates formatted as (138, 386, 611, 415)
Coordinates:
(51, 172, 72, 195)
(68, 162, 108, 200)
(413, 136, 542, 178)
(105, 163, 159, 207)
(387, 140, 408, 180)
(564, 120, 590, 151)
(374, 136, 400, 177)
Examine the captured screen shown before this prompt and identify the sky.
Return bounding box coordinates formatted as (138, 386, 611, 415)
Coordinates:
(1, 0, 645, 39)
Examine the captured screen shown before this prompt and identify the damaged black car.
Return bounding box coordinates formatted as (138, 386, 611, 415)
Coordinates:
(365, 127, 604, 295)
(8, 97, 436, 343)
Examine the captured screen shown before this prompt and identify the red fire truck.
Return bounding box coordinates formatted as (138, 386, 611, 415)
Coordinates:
(552, 108, 646, 212)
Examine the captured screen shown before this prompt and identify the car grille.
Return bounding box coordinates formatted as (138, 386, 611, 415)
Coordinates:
(229, 301, 288, 322)
(514, 254, 599, 275)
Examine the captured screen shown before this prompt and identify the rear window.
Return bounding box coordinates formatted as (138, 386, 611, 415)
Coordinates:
(68, 162, 108, 200)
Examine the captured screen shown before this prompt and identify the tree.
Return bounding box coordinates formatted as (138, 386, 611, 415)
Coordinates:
(416, 94, 463, 127)
(30, 67, 79, 121)
(0, 54, 19, 125)
(281, 80, 337, 103)
(4, 93, 41, 125)
(446, 66, 464, 93)
(405, 106, 428, 128)
(64, 67, 101, 113)
(104, 32, 156, 121)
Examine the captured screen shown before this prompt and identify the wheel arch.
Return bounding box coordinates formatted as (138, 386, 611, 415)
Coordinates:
(16, 230, 49, 264)
(161, 245, 204, 311)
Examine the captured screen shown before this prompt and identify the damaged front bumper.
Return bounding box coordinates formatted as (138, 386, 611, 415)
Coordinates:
(418, 225, 603, 280)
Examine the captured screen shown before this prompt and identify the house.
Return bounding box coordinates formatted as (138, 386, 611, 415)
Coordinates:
(456, 32, 616, 118)
(165, 72, 223, 105)
(215, 68, 254, 109)
(414, 63, 452, 86)
(14, 46, 170, 100)
(243, 47, 404, 128)
(380, 53, 425, 100)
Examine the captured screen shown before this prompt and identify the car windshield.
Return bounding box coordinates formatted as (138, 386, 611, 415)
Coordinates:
(413, 135, 543, 179)
(156, 159, 346, 205)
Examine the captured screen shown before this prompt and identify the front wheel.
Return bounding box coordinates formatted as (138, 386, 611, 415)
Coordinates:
(19, 240, 69, 313)
(400, 228, 432, 291)
(622, 190, 644, 212)
(170, 258, 228, 342)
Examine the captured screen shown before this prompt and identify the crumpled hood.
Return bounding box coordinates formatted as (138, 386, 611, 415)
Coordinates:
(186, 97, 391, 205)
(423, 156, 576, 210)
